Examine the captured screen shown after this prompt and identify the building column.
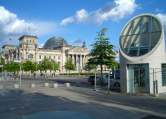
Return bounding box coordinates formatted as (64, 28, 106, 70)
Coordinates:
(80, 55, 82, 71)
(83, 55, 85, 69)
(76, 55, 78, 71)
(83, 55, 85, 65)
(85, 55, 88, 63)
(72, 54, 75, 64)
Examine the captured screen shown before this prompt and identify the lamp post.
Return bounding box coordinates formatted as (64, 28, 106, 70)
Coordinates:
(107, 71, 111, 94)
(14, 60, 22, 88)
(94, 71, 97, 91)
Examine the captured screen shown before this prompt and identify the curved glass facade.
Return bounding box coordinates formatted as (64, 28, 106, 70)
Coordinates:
(120, 15, 162, 56)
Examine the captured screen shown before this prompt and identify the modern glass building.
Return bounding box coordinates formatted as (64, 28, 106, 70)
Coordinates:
(119, 14, 166, 94)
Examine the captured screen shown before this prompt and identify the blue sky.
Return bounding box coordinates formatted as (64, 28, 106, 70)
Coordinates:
(0, 0, 166, 50)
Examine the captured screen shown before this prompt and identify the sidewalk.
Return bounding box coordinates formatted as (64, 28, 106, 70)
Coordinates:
(67, 86, 166, 117)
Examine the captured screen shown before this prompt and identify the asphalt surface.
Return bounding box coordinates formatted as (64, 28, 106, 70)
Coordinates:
(0, 77, 166, 119)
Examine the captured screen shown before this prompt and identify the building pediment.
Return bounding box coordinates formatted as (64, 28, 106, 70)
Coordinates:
(67, 47, 88, 54)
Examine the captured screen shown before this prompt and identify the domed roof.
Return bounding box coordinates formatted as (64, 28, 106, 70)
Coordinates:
(44, 36, 68, 49)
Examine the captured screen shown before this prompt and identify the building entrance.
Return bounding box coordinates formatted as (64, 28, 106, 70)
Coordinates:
(127, 64, 149, 93)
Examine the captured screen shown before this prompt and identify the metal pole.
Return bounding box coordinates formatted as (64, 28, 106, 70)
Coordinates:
(155, 80, 158, 95)
(152, 68, 155, 95)
(154, 68, 158, 96)
(107, 72, 110, 94)
(2, 66, 4, 80)
(53, 63, 54, 78)
(94, 71, 97, 91)
(19, 63, 21, 88)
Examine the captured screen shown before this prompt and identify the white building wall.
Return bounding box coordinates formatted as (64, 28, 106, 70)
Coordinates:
(120, 14, 166, 94)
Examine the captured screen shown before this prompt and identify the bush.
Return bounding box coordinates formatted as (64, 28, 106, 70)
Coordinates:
(60, 72, 95, 76)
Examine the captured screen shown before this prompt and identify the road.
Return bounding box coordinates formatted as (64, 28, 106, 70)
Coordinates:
(0, 78, 166, 119)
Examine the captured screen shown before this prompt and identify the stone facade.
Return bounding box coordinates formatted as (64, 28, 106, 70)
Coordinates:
(2, 35, 89, 73)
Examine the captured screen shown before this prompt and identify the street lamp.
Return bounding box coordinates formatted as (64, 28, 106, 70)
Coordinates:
(14, 60, 22, 88)
(107, 71, 111, 94)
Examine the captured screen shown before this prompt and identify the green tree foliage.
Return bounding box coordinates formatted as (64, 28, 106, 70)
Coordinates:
(4, 61, 20, 73)
(84, 62, 96, 71)
(64, 58, 75, 73)
(50, 60, 59, 71)
(0, 57, 5, 65)
(38, 58, 52, 72)
(88, 28, 117, 77)
(0, 57, 5, 72)
(22, 60, 36, 73)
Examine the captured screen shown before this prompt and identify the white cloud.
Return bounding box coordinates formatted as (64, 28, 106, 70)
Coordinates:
(75, 9, 89, 22)
(0, 6, 56, 45)
(60, 0, 137, 26)
(60, 9, 88, 26)
(38, 43, 44, 48)
(156, 13, 166, 26)
(32, 21, 57, 36)
(95, 0, 137, 23)
(60, 17, 74, 26)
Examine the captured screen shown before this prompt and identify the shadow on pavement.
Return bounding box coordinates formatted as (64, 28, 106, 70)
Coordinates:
(0, 89, 149, 119)
(66, 87, 166, 116)
(142, 115, 166, 119)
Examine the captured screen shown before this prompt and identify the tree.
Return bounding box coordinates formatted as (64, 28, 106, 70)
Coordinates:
(88, 28, 117, 79)
(84, 61, 96, 71)
(0, 57, 5, 72)
(50, 60, 59, 72)
(22, 60, 36, 73)
(38, 58, 52, 76)
(4, 61, 20, 75)
(0, 57, 5, 65)
(64, 58, 75, 73)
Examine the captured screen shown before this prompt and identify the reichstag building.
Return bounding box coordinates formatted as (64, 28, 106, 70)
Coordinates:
(2, 35, 89, 73)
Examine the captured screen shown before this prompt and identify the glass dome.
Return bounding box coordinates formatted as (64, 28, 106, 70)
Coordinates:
(120, 15, 162, 57)
(44, 37, 68, 49)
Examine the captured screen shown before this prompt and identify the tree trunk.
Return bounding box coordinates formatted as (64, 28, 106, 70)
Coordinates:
(45, 70, 47, 79)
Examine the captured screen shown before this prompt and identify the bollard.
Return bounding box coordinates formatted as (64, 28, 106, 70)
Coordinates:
(31, 83, 36, 88)
(14, 84, 19, 89)
(65, 83, 71, 88)
(53, 83, 58, 88)
(44, 83, 49, 87)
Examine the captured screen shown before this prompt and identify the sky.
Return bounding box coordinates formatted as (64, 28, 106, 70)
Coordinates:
(0, 0, 166, 50)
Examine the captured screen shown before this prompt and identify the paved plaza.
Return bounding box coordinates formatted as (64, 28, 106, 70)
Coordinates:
(0, 78, 166, 119)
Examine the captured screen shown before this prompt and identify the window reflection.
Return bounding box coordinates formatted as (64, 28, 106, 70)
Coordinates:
(120, 15, 162, 56)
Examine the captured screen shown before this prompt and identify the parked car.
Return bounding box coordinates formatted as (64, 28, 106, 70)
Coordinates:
(88, 75, 100, 85)
(88, 70, 121, 91)
(109, 70, 120, 91)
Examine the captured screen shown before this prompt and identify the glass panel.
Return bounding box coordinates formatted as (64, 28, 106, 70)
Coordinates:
(122, 22, 132, 35)
(127, 66, 135, 93)
(128, 48, 138, 56)
(132, 17, 142, 35)
(141, 16, 149, 33)
(162, 64, 166, 86)
(120, 15, 162, 57)
(140, 33, 149, 47)
(127, 64, 149, 93)
(152, 17, 161, 32)
(139, 47, 149, 56)
(151, 32, 161, 48)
